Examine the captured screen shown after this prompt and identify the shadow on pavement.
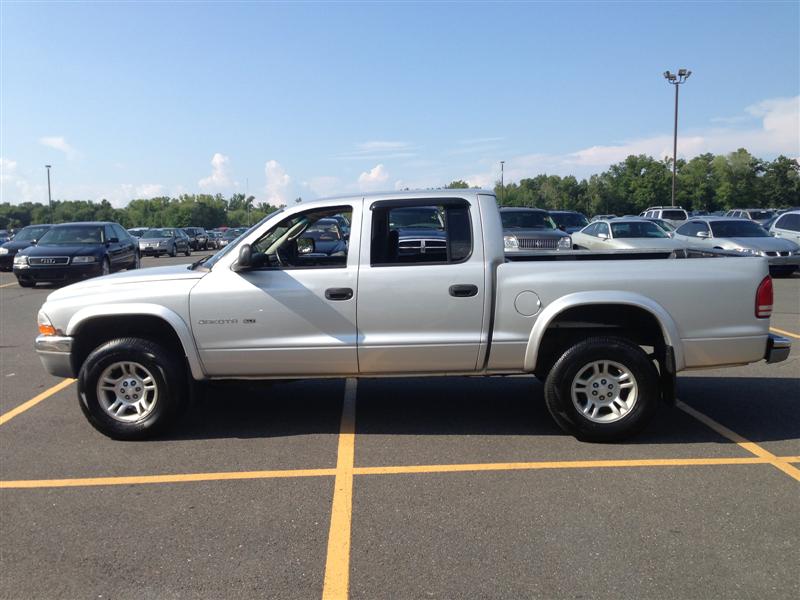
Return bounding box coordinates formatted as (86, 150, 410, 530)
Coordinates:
(162, 375, 799, 446)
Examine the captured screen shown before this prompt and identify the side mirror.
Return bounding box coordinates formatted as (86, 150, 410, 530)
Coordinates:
(30, 239, 38, 245)
(697, 231, 710, 238)
(598, 232, 609, 240)
(297, 237, 315, 254)
(234, 243, 252, 271)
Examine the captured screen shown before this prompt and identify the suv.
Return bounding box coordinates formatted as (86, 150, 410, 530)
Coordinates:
(182, 227, 209, 250)
(641, 206, 688, 227)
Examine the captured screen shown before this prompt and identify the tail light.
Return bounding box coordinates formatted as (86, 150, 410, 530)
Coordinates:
(755, 276, 773, 318)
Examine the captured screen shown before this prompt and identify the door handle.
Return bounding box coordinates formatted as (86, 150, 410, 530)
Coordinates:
(325, 287, 353, 301)
(449, 284, 478, 298)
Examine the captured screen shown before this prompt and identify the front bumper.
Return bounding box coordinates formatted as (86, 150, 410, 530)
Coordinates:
(765, 255, 800, 269)
(765, 333, 791, 364)
(14, 263, 103, 283)
(35, 334, 75, 378)
(0, 253, 14, 270)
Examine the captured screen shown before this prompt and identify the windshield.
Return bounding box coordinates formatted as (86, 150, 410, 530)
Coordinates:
(662, 210, 687, 220)
(650, 219, 676, 232)
(14, 226, 51, 242)
(710, 220, 768, 238)
(201, 212, 280, 270)
(389, 208, 443, 229)
(551, 213, 588, 228)
(611, 222, 668, 239)
(501, 211, 556, 230)
(143, 228, 175, 238)
(38, 225, 104, 244)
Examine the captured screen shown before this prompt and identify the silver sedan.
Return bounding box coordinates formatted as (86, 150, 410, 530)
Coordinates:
(674, 217, 800, 275)
(572, 218, 681, 251)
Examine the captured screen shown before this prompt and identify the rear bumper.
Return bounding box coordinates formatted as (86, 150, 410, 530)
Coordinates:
(35, 334, 75, 378)
(765, 333, 791, 364)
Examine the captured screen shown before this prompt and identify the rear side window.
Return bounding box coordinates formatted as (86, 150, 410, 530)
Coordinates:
(775, 214, 800, 232)
(662, 210, 688, 220)
(371, 200, 472, 266)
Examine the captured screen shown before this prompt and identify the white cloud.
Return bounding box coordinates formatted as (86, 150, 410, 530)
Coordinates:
(39, 136, 79, 159)
(303, 175, 340, 198)
(264, 160, 291, 206)
(358, 164, 390, 191)
(336, 141, 417, 160)
(198, 152, 236, 190)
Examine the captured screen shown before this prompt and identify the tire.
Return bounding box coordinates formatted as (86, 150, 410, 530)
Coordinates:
(129, 252, 141, 270)
(101, 258, 111, 276)
(169, 244, 177, 257)
(543, 336, 659, 442)
(77, 337, 186, 440)
(184, 245, 191, 257)
(17, 278, 34, 288)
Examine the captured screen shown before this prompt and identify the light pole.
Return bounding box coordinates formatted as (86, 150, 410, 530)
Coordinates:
(663, 68, 691, 207)
(500, 160, 505, 206)
(45, 165, 53, 222)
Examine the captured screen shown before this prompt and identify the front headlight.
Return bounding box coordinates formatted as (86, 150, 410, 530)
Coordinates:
(13, 255, 28, 266)
(504, 235, 519, 250)
(734, 247, 761, 256)
(557, 236, 572, 250)
(0, 247, 8, 255)
(72, 255, 96, 264)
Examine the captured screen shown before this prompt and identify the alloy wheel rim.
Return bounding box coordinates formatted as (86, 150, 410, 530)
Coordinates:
(570, 360, 638, 423)
(96, 361, 158, 422)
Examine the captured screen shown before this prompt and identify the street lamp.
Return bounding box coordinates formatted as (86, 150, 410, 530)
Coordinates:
(663, 68, 692, 207)
(45, 165, 53, 223)
(500, 160, 505, 206)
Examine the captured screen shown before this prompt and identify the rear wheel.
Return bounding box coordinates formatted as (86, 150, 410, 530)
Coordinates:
(543, 336, 659, 442)
(77, 338, 186, 440)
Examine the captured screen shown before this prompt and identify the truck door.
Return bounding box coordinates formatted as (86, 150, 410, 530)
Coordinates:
(190, 203, 361, 376)
(356, 197, 487, 373)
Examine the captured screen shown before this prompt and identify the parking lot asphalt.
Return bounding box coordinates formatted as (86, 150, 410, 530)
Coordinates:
(1, 254, 798, 599)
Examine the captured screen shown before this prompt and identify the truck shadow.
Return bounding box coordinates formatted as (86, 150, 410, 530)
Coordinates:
(164, 375, 800, 446)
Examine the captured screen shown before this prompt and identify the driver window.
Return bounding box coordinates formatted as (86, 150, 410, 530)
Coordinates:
(250, 206, 352, 269)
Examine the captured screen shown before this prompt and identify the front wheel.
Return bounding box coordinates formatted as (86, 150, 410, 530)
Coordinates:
(543, 336, 659, 442)
(130, 252, 141, 270)
(77, 338, 186, 440)
(169, 244, 177, 257)
(184, 245, 191, 257)
(17, 278, 34, 288)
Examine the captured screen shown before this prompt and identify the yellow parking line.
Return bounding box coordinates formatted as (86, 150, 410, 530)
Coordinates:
(0, 379, 75, 426)
(0, 467, 336, 489)
(322, 378, 357, 600)
(770, 326, 800, 340)
(0, 281, 18, 288)
(354, 456, 768, 476)
(677, 400, 800, 482)
(778, 456, 800, 463)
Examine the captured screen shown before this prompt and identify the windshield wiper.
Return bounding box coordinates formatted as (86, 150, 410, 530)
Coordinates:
(189, 254, 213, 270)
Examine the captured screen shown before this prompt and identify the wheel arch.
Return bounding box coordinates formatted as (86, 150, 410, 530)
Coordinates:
(67, 304, 205, 380)
(524, 292, 684, 373)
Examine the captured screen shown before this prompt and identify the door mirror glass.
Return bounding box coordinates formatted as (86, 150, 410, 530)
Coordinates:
(597, 232, 609, 240)
(297, 237, 315, 254)
(697, 230, 710, 238)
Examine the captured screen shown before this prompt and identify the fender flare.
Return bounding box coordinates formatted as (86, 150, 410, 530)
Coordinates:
(66, 303, 206, 380)
(523, 291, 685, 372)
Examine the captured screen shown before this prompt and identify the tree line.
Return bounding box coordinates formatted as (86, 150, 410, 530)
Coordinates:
(1, 148, 798, 230)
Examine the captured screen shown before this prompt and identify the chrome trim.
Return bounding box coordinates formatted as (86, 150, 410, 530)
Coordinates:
(765, 333, 791, 364)
(35, 334, 73, 354)
(35, 334, 75, 378)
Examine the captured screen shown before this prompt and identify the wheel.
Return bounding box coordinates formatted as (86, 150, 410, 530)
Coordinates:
(77, 338, 186, 440)
(129, 252, 141, 270)
(169, 244, 177, 257)
(17, 278, 34, 288)
(101, 258, 111, 276)
(543, 336, 659, 442)
(184, 245, 191, 257)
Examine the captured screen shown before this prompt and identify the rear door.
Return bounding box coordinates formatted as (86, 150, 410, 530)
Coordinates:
(356, 197, 486, 373)
(772, 213, 800, 245)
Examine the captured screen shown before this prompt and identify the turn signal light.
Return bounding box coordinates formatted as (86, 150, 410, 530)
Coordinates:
(755, 276, 773, 319)
(38, 324, 57, 336)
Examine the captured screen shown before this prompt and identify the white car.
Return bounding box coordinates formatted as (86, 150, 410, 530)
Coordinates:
(572, 218, 681, 251)
(769, 210, 800, 246)
(641, 206, 689, 228)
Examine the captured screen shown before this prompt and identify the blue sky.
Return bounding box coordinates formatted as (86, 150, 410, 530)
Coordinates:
(2, 1, 798, 207)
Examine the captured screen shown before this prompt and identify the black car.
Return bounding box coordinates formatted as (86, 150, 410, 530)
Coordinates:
(0, 224, 52, 271)
(138, 228, 192, 257)
(13, 222, 139, 287)
(548, 210, 589, 234)
(182, 227, 209, 250)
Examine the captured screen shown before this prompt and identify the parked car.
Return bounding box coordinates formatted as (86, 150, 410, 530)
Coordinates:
(32, 190, 789, 443)
(641, 206, 689, 227)
(769, 210, 800, 246)
(127, 227, 148, 238)
(549, 210, 589, 234)
(645, 218, 677, 236)
(0, 229, 11, 243)
(591, 214, 617, 222)
(13, 222, 138, 287)
(217, 229, 241, 247)
(0, 224, 52, 271)
(182, 227, 210, 250)
(500, 207, 571, 252)
(138, 228, 191, 257)
(207, 231, 223, 249)
(674, 217, 800, 276)
(724, 209, 775, 226)
(388, 205, 448, 261)
(572, 218, 680, 251)
(301, 218, 348, 256)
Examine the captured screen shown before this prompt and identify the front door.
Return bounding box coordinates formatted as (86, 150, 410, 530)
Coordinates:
(356, 198, 487, 374)
(190, 203, 360, 377)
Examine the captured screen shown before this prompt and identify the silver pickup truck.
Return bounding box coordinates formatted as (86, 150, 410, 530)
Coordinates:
(34, 190, 790, 441)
